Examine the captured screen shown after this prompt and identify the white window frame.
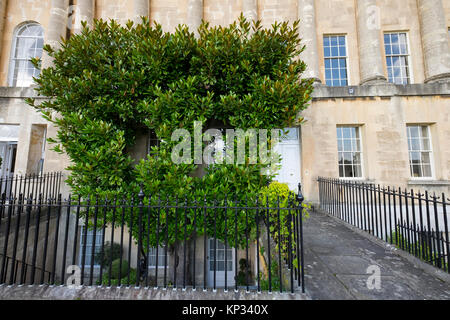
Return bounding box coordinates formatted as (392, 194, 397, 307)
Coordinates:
(406, 124, 435, 180)
(8, 22, 44, 87)
(147, 246, 168, 269)
(323, 34, 350, 87)
(383, 31, 414, 84)
(78, 225, 104, 269)
(336, 126, 364, 180)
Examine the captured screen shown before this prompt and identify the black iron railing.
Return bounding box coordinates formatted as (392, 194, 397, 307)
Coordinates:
(318, 177, 450, 273)
(0, 186, 306, 293)
(0, 253, 53, 284)
(0, 172, 63, 205)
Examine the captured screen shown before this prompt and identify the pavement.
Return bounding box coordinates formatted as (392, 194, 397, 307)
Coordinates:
(303, 209, 450, 300)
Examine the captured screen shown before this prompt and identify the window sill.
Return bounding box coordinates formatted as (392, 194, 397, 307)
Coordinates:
(339, 178, 375, 184)
(407, 180, 450, 186)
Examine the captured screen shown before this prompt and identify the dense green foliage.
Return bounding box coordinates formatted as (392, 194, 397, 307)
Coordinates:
(94, 242, 122, 268)
(110, 258, 130, 279)
(96, 259, 137, 286)
(28, 15, 313, 249)
(236, 258, 253, 286)
(260, 260, 281, 291)
(389, 227, 448, 270)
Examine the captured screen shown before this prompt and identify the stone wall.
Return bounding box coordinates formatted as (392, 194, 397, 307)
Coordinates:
(0, 283, 310, 300)
(302, 82, 450, 203)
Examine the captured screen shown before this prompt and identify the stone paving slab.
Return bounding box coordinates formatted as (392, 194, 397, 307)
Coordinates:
(303, 210, 450, 300)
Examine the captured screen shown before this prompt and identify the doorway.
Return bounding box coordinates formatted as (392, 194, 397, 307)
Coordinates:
(207, 238, 235, 288)
(274, 127, 301, 191)
(0, 142, 18, 194)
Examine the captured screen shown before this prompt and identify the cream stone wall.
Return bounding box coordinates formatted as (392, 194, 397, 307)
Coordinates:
(377, 0, 425, 84)
(204, 0, 241, 28)
(150, 0, 187, 33)
(0, 0, 51, 86)
(258, 0, 297, 29)
(301, 88, 450, 203)
(0, 1, 447, 85)
(315, 0, 360, 86)
(0, 93, 48, 175)
(445, 0, 450, 26)
(0, 0, 447, 203)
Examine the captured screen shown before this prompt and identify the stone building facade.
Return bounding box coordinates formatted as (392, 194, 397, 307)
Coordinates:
(0, 0, 448, 205)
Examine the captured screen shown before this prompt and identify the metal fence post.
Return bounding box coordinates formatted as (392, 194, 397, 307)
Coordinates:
(137, 188, 144, 287)
(297, 183, 305, 294)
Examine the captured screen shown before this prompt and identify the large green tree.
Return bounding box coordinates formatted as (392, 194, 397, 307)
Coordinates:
(27, 15, 313, 249)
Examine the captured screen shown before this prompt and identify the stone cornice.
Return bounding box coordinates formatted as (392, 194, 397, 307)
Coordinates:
(311, 82, 450, 100)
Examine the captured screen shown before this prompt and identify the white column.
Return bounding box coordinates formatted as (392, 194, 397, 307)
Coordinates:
(417, 0, 450, 83)
(297, 0, 321, 83)
(0, 0, 7, 57)
(356, 0, 386, 85)
(242, 0, 258, 22)
(133, 0, 149, 25)
(42, 0, 70, 69)
(74, 0, 95, 34)
(187, 0, 203, 36)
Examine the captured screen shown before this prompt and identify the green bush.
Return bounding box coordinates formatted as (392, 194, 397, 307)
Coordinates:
(97, 267, 137, 286)
(110, 258, 130, 279)
(94, 242, 122, 269)
(260, 181, 310, 267)
(28, 15, 313, 249)
(260, 260, 281, 291)
(236, 258, 252, 286)
(389, 227, 448, 270)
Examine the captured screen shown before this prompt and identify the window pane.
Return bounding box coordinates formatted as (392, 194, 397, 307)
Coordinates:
(407, 125, 433, 178)
(343, 152, 352, 164)
(342, 127, 351, 138)
(331, 46, 339, 56)
(331, 36, 338, 46)
(10, 23, 44, 87)
(422, 164, 432, 177)
(354, 164, 362, 177)
(421, 152, 431, 165)
(344, 165, 354, 177)
(352, 139, 361, 152)
(384, 32, 410, 84)
(411, 164, 421, 177)
(353, 153, 361, 164)
(410, 151, 420, 163)
(385, 44, 391, 55)
(331, 59, 339, 68)
(337, 126, 363, 178)
(410, 138, 420, 151)
(340, 68, 347, 80)
(332, 69, 340, 79)
(343, 139, 352, 151)
(409, 126, 419, 138)
(324, 35, 348, 86)
(422, 138, 430, 150)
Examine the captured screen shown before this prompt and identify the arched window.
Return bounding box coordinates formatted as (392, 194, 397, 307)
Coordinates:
(8, 23, 44, 87)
